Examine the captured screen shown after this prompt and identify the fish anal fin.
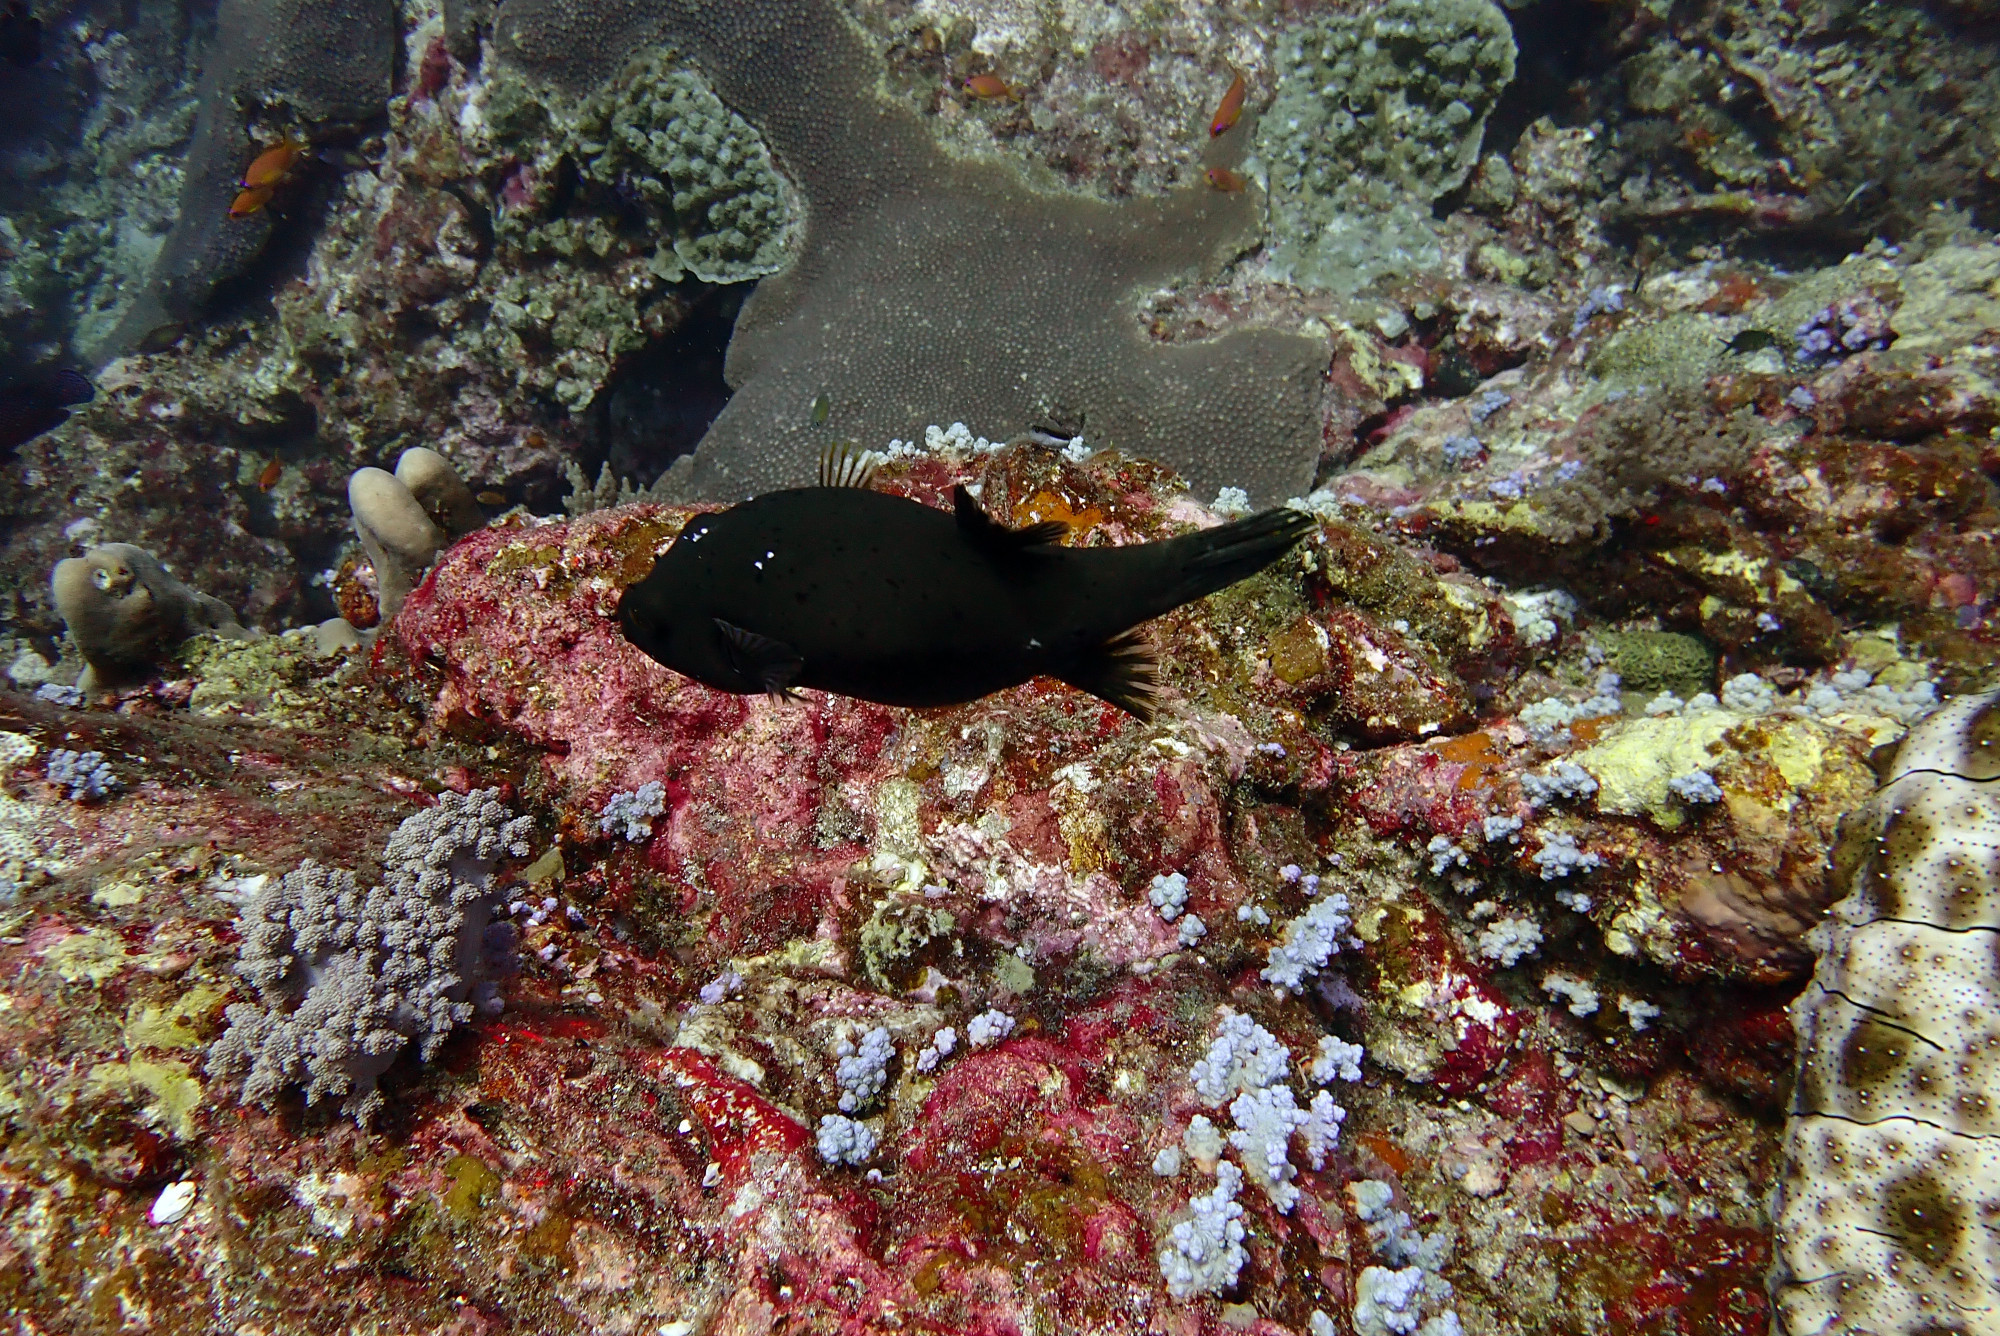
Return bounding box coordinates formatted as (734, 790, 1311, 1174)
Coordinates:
(818, 441, 879, 490)
(714, 618, 805, 700)
(1057, 626, 1162, 722)
(953, 485, 1066, 552)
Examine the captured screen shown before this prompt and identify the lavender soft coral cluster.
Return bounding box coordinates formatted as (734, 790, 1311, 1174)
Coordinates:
(1793, 295, 1892, 366)
(45, 748, 121, 802)
(207, 789, 534, 1122)
(599, 780, 666, 841)
(1158, 1162, 1249, 1299)
(1182, 1009, 1349, 1215)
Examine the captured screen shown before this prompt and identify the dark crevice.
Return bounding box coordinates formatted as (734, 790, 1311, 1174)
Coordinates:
(590, 282, 746, 488)
(1485, 0, 1625, 159)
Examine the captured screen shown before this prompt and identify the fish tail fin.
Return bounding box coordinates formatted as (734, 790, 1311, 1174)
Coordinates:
(1058, 626, 1162, 722)
(1171, 507, 1318, 601)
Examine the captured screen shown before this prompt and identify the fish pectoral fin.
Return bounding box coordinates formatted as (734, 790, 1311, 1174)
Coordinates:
(817, 440, 879, 490)
(952, 485, 1066, 552)
(1056, 626, 1162, 722)
(714, 619, 806, 700)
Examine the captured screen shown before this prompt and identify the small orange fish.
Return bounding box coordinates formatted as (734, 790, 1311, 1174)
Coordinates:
(476, 489, 505, 507)
(257, 457, 282, 491)
(963, 73, 1015, 100)
(1209, 70, 1246, 137)
(241, 136, 308, 190)
(229, 185, 273, 218)
(1205, 166, 1247, 192)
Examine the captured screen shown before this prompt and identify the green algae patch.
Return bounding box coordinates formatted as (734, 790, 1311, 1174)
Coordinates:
(487, 542, 565, 583)
(1426, 496, 1551, 536)
(1586, 312, 1724, 387)
(124, 986, 226, 1052)
(440, 1154, 503, 1221)
(858, 896, 955, 993)
(521, 846, 564, 886)
(85, 1057, 204, 1139)
(44, 928, 130, 984)
(1598, 630, 1716, 700)
(90, 877, 148, 908)
(991, 951, 1036, 999)
(1573, 712, 1742, 824)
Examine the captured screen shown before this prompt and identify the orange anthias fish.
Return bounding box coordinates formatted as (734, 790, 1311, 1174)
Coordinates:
(241, 136, 308, 190)
(1205, 166, 1246, 192)
(963, 73, 1016, 100)
(257, 457, 282, 491)
(1209, 70, 1246, 136)
(229, 136, 308, 218)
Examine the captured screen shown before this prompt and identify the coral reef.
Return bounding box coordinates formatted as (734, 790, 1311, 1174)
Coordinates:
(494, 0, 1331, 504)
(0, 432, 1976, 1333)
(1, 0, 1999, 1329)
(1261, 0, 1517, 294)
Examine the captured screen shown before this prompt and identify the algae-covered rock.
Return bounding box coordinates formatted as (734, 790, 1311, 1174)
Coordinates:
(1890, 242, 2000, 355)
(1572, 709, 1741, 825)
(858, 895, 956, 993)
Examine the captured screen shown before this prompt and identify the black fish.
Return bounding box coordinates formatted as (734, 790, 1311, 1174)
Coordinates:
(1720, 329, 1778, 354)
(0, 367, 92, 453)
(1, 1, 40, 67)
(618, 447, 1317, 720)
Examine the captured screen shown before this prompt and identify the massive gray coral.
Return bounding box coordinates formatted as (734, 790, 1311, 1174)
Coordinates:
(206, 788, 533, 1123)
(51, 543, 248, 691)
(490, 0, 1331, 504)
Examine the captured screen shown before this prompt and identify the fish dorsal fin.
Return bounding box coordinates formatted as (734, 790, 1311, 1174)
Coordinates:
(953, 485, 1067, 552)
(1057, 626, 1162, 722)
(818, 441, 879, 490)
(714, 619, 805, 701)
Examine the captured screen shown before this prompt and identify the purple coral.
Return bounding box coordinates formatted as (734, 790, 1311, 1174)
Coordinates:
(1793, 296, 1892, 366)
(206, 789, 534, 1123)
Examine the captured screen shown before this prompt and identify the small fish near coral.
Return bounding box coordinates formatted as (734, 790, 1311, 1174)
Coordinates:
(1204, 167, 1248, 193)
(229, 136, 310, 218)
(1209, 70, 1247, 137)
(0, 366, 91, 453)
(618, 446, 1317, 720)
(1719, 329, 1778, 354)
(961, 73, 1017, 101)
